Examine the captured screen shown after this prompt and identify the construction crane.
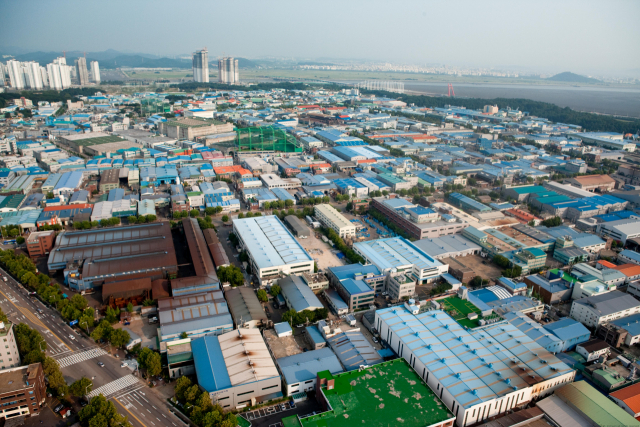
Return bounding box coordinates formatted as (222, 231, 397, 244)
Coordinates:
(447, 83, 455, 97)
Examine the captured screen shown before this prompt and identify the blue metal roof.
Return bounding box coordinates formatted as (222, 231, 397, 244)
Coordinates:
(192, 335, 232, 393)
(610, 313, 640, 337)
(277, 348, 343, 385)
(620, 250, 640, 264)
(305, 325, 326, 346)
(543, 318, 591, 341)
(274, 322, 293, 336)
(324, 288, 348, 310)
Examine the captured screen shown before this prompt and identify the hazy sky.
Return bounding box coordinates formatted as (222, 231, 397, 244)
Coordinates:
(1, 0, 638, 76)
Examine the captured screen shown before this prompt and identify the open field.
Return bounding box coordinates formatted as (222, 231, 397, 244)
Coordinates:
(456, 254, 503, 281)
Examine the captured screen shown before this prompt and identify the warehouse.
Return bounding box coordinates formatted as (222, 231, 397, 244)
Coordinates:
(101, 277, 152, 305)
(314, 204, 356, 238)
(202, 228, 230, 268)
(48, 222, 178, 291)
(284, 215, 310, 238)
(158, 290, 233, 342)
(192, 329, 281, 410)
(59, 132, 141, 155)
(375, 305, 575, 427)
(570, 291, 640, 327)
(159, 117, 234, 141)
(100, 169, 120, 192)
(0, 174, 36, 195)
(233, 216, 314, 285)
(279, 275, 323, 312)
(412, 234, 481, 260)
(53, 171, 84, 196)
(225, 287, 267, 329)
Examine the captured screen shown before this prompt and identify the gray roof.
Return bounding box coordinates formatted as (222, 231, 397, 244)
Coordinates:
(573, 290, 640, 316)
(326, 330, 383, 371)
(284, 215, 311, 237)
(277, 347, 343, 385)
(225, 287, 267, 325)
(412, 234, 481, 259)
(280, 275, 323, 312)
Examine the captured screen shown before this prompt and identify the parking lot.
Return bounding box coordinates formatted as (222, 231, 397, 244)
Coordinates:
(240, 397, 321, 427)
(301, 233, 344, 271)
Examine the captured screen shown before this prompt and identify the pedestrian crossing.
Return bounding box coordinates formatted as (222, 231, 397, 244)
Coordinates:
(56, 348, 108, 368)
(88, 374, 140, 399)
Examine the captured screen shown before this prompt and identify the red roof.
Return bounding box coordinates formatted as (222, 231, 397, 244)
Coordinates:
(598, 260, 617, 269)
(44, 204, 92, 212)
(357, 159, 376, 164)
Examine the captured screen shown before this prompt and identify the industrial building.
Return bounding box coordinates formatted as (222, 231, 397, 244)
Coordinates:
(504, 312, 590, 353)
(192, 329, 281, 410)
(570, 291, 640, 327)
(276, 347, 343, 396)
(224, 287, 267, 329)
(158, 290, 233, 342)
(374, 305, 575, 427)
(283, 359, 455, 427)
(47, 222, 178, 291)
(284, 215, 310, 238)
(25, 230, 56, 258)
(412, 234, 481, 260)
(353, 237, 448, 286)
(326, 264, 383, 310)
(565, 174, 616, 192)
(159, 117, 234, 141)
(202, 228, 230, 268)
(58, 132, 139, 156)
(313, 204, 355, 238)
(232, 216, 314, 285)
(279, 275, 324, 312)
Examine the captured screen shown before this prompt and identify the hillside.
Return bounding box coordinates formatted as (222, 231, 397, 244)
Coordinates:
(546, 72, 601, 84)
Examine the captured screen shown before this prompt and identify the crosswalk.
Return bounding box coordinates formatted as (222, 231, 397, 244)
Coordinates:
(56, 348, 108, 368)
(88, 375, 140, 399)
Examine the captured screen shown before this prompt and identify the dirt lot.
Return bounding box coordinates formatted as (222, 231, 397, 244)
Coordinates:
(113, 315, 160, 350)
(456, 254, 503, 281)
(300, 233, 345, 271)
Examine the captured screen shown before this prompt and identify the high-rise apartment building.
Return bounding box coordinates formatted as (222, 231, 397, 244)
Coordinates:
(24, 62, 43, 90)
(90, 61, 100, 84)
(39, 66, 49, 87)
(47, 63, 63, 90)
(7, 60, 25, 89)
(54, 57, 72, 89)
(75, 57, 89, 86)
(192, 48, 209, 83)
(218, 57, 239, 84)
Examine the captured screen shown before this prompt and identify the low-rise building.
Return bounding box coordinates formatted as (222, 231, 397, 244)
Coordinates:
(576, 338, 610, 362)
(225, 287, 267, 329)
(610, 382, 640, 419)
(570, 291, 640, 328)
(192, 329, 281, 411)
(326, 264, 381, 311)
(279, 275, 324, 313)
(313, 204, 356, 238)
(25, 230, 56, 258)
(276, 347, 343, 396)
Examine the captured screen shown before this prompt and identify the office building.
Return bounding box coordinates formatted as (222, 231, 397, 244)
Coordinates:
(233, 215, 314, 285)
(192, 329, 281, 410)
(218, 56, 239, 84)
(570, 291, 640, 327)
(192, 48, 209, 83)
(0, 363, 46, 419)
(375, 306, 575, 427)
(90, 60, 100, 83)
(326, 264, 383, 310)
(25, 230, 56, 258)
(75, 57, 89, 86)
(314, 204, 356, 238)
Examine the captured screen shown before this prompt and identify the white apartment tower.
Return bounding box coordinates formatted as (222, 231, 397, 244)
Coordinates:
(47, 63, 63, 90)
(40, 66, 49, 87)
(25, 61, 44, 89)
(218, 57, 239, 84)
(7, 60, 25, 89)
(90, 61, 100, 84)
(75, 57, 89, 86)
(192, 48, 209, 83)
(54, 57, 72, 89)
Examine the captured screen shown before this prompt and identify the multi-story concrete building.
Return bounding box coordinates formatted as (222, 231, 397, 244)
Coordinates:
(218, 57, 239, 84)
(314, 204, 356, 238)
(0, 322, 21, 369)
(326, 264, 382, 310)
(26, 230, 56, 258)
(90, 61, 100, 84)
(0, 363, 46, 419)
(192, 48, 209, 83)
(75, 57, 89, 86)
(159, 117, 233, 141)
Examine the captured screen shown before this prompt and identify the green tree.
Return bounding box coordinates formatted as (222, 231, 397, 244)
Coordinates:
(541, 216, 562, 227)
(78, 394, 131, 427)
(256, 289, 268, 302)
(138, 347, 162, 377)
(174, 376, 192, 402)
(180, 331, 188, 339)
(127, 216, 137, 224)
(127, 302, 134, 313)
(269, 284, 281, 297)
(70, 377, 93, 397)
(221, 215, 229, 222)
(108, 328, 131, 349)
(16, 236, 25, 245)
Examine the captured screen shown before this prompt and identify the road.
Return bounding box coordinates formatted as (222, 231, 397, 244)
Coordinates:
(0, 267, 183, 427)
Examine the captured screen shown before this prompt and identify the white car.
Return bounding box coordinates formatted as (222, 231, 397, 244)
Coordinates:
(120, 362, 128, 368)
(69, 334, 75, 340)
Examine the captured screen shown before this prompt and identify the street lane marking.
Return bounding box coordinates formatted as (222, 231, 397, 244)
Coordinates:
(0, 288, 71, 351)
(115, 398, 147, 427)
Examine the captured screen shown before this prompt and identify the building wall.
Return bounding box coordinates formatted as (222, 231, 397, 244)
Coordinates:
(208, 375, 281, 411)
(26, 231, 55, 258)
(0, 364, 46, 419)
(570, 302, 640, 328)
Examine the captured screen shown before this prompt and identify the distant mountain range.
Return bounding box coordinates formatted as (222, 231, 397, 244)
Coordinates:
(0, 49, 261, 70)
(546, 72, 601, 84)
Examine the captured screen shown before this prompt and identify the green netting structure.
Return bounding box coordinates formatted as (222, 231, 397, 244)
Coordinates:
(236, 127, 303, 153)
(440, 296, 502, 329)
(141, 98, 171, 116)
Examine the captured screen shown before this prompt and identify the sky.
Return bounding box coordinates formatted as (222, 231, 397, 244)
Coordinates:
(1, 0, 638, 76)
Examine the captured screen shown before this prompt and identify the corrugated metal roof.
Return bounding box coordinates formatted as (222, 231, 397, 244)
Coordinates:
(277, 347, 343, 385)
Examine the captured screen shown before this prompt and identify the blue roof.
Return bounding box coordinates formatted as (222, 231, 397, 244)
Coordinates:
(274, 322, 293, 336)
(324, 288, 348, 310)
(277, 348, 343, 385)
(305, 325, 326, 346)
(609, 313, 640, 337)
(620, 250, 640, 264)
(341, 278, 373, 296)
(329, 263, 382, 282)
(190, 335, 232, 393)
(543, 318, 591, 341)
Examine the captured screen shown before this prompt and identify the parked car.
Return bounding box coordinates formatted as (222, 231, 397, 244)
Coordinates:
(54, 404, 64, 413)
(97, 362, 105, 367)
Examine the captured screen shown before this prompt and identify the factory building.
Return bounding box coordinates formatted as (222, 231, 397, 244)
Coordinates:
(313, 204, 356, 238)
(233, 216, 314, 286)
(374, 305, 575, 427)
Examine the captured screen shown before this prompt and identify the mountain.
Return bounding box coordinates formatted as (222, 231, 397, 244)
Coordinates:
(546, 72, 601, 84)
(208, 57, 260, 69)
(3, 50, 187, 68)
(99, 55, 189, 69)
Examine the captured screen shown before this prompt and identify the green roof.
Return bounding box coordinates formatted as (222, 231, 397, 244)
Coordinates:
(526, 247, 546, 257)
(298, 359, 453, 427)
(510, 185, 547, 195)
(237, 415, 252, 427)
(167, 351, 193, 365)
(555, 381, 640, 427)
(0, 194, 26, 210)
(166, 117, 225, 128)
(72, 135, 127, 146)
